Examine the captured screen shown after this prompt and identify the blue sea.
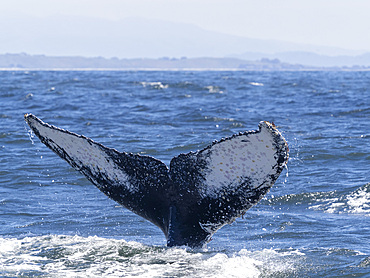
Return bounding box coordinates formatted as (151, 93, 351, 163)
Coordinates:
(0, 70, 369, 277)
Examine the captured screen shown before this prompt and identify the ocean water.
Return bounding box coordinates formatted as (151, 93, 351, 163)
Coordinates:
(0, 70, 369, 277)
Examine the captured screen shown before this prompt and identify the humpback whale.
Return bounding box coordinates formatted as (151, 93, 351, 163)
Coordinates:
(25, 114, 289, 247)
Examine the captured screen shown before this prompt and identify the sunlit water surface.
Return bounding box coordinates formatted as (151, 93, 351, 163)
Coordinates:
(0, 70, 369, 277)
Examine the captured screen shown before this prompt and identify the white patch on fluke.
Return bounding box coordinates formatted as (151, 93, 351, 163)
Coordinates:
(26, 115, 130, 191)
(199, 122, 283, 198)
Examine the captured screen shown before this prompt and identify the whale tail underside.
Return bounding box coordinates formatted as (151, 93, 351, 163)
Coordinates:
(25, 114, 289, 247)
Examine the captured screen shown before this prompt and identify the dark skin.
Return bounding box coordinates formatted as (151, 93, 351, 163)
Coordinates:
(25, 114, 289, 247)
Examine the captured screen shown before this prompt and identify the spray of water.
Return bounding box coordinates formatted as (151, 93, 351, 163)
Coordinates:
(25, 125, 35, 145)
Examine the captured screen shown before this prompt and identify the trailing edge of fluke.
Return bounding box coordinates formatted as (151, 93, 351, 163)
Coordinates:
(25, 113, 289, 247)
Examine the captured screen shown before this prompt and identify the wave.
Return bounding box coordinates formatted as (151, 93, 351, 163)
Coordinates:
(136, 80, 227, 95)
(269, 183, 370, 216)
(2, 235, 365, 277)
(308, 183, 370, 215)
(249, 82, 264, 87)
(139, 81, 169, 90)
(204, 85, 225, 94)
(0, 235, 306, 278)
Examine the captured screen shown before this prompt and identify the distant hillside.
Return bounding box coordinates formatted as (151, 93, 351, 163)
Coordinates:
(1, 53, 369, 70)
(232, 51, 370, 67)
(0, 53, 309, 70)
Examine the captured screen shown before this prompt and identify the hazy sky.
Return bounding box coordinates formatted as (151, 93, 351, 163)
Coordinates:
(2, 0, 370, 53)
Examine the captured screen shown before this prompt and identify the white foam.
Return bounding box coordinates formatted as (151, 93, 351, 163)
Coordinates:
(140, 81, 168, 89)
(249, 82, 264, 86)
(201, 252, 261, 278)
(346, 187, 370, 214)
(309, 184, 370, 216)
(0, 235, 304, 278)
(205, 85, 224, 94)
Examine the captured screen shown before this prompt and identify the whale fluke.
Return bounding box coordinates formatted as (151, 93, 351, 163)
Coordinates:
(25, 114, 289, 247)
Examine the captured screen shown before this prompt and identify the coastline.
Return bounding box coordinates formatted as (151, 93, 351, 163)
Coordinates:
(1, 53, 369, 71)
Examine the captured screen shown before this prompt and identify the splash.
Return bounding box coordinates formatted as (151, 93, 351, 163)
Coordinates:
(283, 164, 289, 184)
(25, 125, 35, 144)
(0, 235, 305, 278)
(344, 184, 370, 214)
(309, 183, 370, 215)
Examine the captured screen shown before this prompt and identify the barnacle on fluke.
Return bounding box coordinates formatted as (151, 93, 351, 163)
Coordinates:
(25, 114, 289, 247)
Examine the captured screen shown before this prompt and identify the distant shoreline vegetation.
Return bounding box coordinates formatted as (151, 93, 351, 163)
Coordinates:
(0, 53, 369, 71)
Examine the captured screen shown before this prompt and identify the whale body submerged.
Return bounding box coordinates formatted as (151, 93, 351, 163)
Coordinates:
(25, 114, 289, 247)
